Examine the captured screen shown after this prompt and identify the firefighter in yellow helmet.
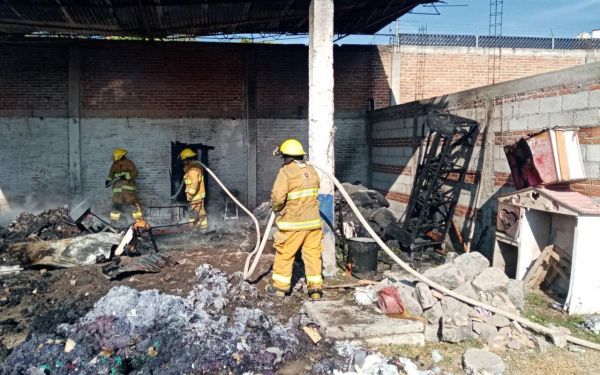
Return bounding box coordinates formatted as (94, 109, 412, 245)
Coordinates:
(105, 148, 143, 223)
(267, 139, 324, 300)
(179, 148, 208, 229)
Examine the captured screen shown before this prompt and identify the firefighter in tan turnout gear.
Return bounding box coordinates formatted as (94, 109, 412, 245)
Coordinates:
(266, 139, 324, 300)
(179, 148, 208, 229)
(105, 148, 143, 223)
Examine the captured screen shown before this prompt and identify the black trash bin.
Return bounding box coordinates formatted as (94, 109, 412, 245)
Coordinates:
(347, 237, 378, 273)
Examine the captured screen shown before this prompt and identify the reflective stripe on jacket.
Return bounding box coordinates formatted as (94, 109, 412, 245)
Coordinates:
(271, 161, 321, 231)
(184, 161, 205, 201)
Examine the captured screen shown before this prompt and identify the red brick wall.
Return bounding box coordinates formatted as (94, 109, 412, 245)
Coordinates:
(0, 44, 68, 117)
(0, 41, 390, 118)
(396, 47, 594, 104)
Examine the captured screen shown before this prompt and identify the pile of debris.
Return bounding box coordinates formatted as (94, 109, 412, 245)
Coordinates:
(355, 252, 552, 352)
(2, 265, 305, 373)
(335, 183, 400, 241)
(0, 208, 81, 246)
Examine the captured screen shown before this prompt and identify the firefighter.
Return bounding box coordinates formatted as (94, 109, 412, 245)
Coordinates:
(179, 148, 208, 229)
(267, 139, 324, 300)
(105, 148, 143, 223)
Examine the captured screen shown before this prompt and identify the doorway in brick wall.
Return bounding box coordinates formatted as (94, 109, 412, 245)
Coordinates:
(171, 142, 214, 204)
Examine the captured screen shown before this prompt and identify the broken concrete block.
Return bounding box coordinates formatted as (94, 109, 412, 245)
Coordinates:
(473, 321, 498, 341)
(441, 295, 471, 316)
(442, 320, 473, 343)
(472, 267, 509, 292)
(402, 293, 424, 316)
(451, 313, 471, 327)
(453, 252, 490, 282)
(507, 339, 521, 350)
(487, 334, 509, 353)
(533, 335, 551, 353)
(506, 279, 525, 310)
(498, 326, 513, 337)
(550, 331, 567, 348)
(423, 263, 466, 289)
(453, 282, 478, 301)
(424, 323, 441, 342)
(463, 348, 506, 375)
(423, 302, 444, 324)
(369, 207, 396, 230)
(303, 300, 424, 340)
(489, 314, 511, 328)
(415, 282, 436, 310)
(359, 333, 425, 346)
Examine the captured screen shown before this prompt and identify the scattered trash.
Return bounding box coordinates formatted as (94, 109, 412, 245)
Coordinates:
(431, 349, 443, 364)
(377, 286, 405, 315)
(0, 265, 22, 275)
(102, 253, 176, 279)
(64, 338, 76, 353)
(354, 285, 377, 305)
(583, 315, 600, 335)
(147, 346, 158, 357)
(303, 324, 322, 344)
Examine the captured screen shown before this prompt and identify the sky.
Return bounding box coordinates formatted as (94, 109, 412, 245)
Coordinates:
(197, 0, 600, 45)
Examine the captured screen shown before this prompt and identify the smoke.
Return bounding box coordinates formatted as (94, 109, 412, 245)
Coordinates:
(0, 194, 68, 227)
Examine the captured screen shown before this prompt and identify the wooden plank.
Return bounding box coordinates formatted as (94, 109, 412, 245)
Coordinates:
(524, 245, 554, 287)
(556, 130, 571, 180)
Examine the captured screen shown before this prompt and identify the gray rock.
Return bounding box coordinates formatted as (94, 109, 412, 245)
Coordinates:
(453, 282, 478, 301)
(489, 314, 511, 328)
(369, 207, 396, 230)
(487, 334, 509, 353)
(498, 327, 513, 337)
(472, 268, 509, 292)
(453, 252, 490, 282)
(473, 321, 498, 341)
(415, 282, 436, 310)
(442, 320, 473, 343)
(402, 293, 424, 316)
(508, 339, 522, 351)
(568, 344, 585, 353)
(550, 331, 567, 348)
(441, 296, 471, 316)
(425, 323, 441, 342)
(423, 263, 466, 289)
(506, 279, 525, 310)
(533, 335, 551, 353)
(463, 348, 506, 375)
(423, 302, 444, 324)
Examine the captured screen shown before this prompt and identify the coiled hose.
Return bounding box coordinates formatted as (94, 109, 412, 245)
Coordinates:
(202, 160, 600, 350)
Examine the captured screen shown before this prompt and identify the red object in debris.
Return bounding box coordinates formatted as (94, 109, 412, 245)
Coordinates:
(377, 286, 405, 315)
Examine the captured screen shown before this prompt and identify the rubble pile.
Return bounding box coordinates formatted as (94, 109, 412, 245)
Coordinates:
(365, 252, 545, 352)
(335, 183, 400, 240)
(1, 265, 305, 374)
(0, 208, 81, 246)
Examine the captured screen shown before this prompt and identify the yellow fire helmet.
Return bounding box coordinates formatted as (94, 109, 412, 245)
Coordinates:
(274, 139, 306, 157)
(179, 148, 198, 160)
(113, 148, 128, 161)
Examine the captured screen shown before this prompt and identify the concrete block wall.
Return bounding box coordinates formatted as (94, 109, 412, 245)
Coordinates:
(0, 40, 376, 221)
(369, 61, 600, 255)
(392, 45, 600, 105)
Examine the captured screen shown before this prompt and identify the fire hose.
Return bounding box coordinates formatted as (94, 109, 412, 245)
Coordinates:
(200, 160, 600, 350)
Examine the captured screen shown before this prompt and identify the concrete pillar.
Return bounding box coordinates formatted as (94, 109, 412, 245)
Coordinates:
(390, 45, 401, 106)
(245, 46, 258, 209)
(308, 0, 336, 276)
(68, 45, 82, 203)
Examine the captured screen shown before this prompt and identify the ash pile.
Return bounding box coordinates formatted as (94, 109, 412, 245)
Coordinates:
(2, 265, 305, 374)
(335, 183, 400, 241)
(358, 252, 556, 352)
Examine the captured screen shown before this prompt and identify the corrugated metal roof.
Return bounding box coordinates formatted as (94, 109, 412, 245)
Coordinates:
(0, 0, 436, 37)
(396, 33, 600, 50)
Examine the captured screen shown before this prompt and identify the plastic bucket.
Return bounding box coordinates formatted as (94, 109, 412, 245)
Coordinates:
(347, 237, 378, 273)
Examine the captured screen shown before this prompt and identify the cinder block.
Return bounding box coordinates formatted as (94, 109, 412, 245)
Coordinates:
(526, 113, 549, 130)
(584, 145, 600, 163)
(539, 96, 562, 113)
(562, 92, 589, 111)
(589, 90, 600, 108)
(548, 111, 574, 127)
(508, 116, 528, 131)
(573, 109, 600, 126)
(517, 99, 540, 116)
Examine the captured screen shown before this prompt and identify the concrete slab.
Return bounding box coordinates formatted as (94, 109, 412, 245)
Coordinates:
(303, 300, 424, 340)
(354, 333, 425, 346)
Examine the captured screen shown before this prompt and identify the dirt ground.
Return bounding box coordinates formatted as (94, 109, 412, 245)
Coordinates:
(2, 230, 600, 373)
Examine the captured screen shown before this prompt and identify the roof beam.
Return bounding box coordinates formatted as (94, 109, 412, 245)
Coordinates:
(55, 0, 76, 25)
